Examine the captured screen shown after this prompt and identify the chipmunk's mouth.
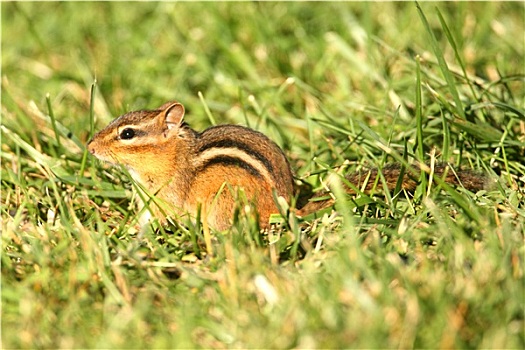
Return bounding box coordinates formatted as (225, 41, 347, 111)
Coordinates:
(87, 142, 117, 165)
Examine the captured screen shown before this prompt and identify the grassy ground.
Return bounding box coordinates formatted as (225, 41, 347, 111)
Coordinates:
(2, 2, 524, 348)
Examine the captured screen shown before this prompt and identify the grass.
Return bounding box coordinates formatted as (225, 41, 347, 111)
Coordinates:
(2, 2, 524, 348)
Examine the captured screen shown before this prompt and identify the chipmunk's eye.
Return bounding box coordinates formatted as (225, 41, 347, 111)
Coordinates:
(120, 128, 135, 140)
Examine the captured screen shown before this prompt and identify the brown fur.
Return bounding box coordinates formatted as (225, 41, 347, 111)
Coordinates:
(88, 101, 293, 230)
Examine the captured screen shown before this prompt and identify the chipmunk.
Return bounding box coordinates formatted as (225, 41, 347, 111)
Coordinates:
(87, 101, 486, 230)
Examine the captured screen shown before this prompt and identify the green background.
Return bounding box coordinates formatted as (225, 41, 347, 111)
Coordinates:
(2, 2, 524, 348)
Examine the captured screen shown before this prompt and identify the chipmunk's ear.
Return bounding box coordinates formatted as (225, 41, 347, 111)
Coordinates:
(163, 102, 185, 130)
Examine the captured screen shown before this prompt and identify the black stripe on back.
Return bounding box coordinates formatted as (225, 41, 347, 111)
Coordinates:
(200, 155, 263, 179)
(198, 139, 275, 174)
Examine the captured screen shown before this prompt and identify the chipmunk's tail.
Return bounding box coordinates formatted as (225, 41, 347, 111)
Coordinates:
(296, 163, 487, 217)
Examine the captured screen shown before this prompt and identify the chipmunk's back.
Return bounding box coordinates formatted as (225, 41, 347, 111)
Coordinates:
(195, 125, 293, 196)
(187, 124, 294, 229)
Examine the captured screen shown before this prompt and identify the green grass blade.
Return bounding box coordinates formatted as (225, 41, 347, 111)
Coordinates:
(198, 91, 216, 125)
(441, 109, 450, 161)
(45, 93, 61, 157)
(436, 8, 479, 101)
(415, 55, 427, 197)
(416, 2, 465, 119)
(1, 125, 69, 178)
(79, 81, 97, 179)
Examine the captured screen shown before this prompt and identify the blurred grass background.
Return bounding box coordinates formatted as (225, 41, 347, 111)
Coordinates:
(2, 2, 524, 348)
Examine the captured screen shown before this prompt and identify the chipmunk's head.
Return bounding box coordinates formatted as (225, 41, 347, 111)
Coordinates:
(87, 101, 190, 175)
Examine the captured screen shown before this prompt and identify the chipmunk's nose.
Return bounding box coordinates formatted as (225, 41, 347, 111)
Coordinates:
(86, 140, 96, 155)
